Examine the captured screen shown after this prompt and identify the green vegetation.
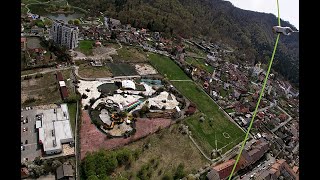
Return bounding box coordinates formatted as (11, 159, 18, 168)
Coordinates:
(78, 63, 113, 78)
(81, 148, 139, 179)
(171, 81, 244, 153)
(77, 40, 94, 56)
(185, 44, 207, 58)
(74, 19, 81, 25)
(147, 53, 244, 154)
(111, 46, 147, 62)
(28, 4, 48, 15)
(109, 125, 207, 179)
(185, 57, 214, 73)
(34, 19, 45, 28)
(67, 0, 299, 86)
(106, 63, 138, 76)
(67, 103, 77, 133)
(225, 108, 235, 113)
(148, 53, 190, 80)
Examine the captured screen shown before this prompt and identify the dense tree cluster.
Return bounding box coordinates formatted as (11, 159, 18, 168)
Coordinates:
(81, 149, 139, 179)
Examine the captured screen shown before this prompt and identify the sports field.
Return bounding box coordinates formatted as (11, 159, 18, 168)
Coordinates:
(148, 53, 244, 154)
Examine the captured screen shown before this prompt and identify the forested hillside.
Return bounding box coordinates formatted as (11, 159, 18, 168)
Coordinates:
(68, 0, 299, 86)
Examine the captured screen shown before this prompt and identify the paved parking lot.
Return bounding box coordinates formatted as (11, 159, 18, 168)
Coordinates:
(21, 108, 42, 163)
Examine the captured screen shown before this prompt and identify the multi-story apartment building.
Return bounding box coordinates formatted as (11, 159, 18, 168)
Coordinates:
(50, 20, 79, 49)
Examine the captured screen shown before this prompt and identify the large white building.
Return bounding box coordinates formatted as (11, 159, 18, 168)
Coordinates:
(50, 20, 79, 49)
(38, 104, 73, 155)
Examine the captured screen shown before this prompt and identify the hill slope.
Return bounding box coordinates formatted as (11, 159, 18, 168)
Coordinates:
(68, 0, 299, 86)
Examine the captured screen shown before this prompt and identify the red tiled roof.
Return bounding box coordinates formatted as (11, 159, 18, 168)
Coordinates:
(293, 166, 299, 174)
(56, 72, 64, 81)
(279, 113, 287, 121)
(60, 86, 69, 100)
(212, 159, 241, 179)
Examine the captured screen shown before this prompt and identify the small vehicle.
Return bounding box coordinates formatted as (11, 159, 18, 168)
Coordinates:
(23, 127, 28, 132)
(21, 145, 25, 151)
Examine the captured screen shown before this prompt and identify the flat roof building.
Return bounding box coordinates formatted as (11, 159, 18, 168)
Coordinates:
(38, 104, 73, 155)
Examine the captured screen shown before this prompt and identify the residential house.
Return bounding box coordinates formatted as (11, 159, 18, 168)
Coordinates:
(31, 25, 44, 34)
(207, 159, 241, 180)
(269, 159, 299, 180)
(56, 72, 69, 100)
(238, 139, 269, 169)
(279, 113, 287, 121)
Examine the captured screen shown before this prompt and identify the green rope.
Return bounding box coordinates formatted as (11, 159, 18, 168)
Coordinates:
(227, 1, 281, 179)
(277, 0, 281, 26)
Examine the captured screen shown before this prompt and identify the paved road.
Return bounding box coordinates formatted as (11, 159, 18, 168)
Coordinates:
(240, 153, 276, 179)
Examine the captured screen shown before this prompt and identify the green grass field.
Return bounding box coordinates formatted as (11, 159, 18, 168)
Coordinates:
(68, 103, 77, 133)
(112, 46, 147, 62)
(148, 53, 244, 154)
(77, 40, 94, 55)
(148, 53, 190, 80)
(185, 57, 214, 73)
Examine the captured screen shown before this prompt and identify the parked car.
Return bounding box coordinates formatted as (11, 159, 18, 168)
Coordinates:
(23, 127, 28, 132)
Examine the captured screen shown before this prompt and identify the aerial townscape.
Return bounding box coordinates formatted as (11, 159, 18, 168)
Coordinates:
(21, 0, 299, 180)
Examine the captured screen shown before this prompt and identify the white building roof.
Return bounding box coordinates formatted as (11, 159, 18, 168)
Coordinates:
(175, 106, 181, 112)
(59, 81, 66, 87)
(36, 120, 42, 129)
(121, 80, 136, 90)
(38, 104, 73, 153)
(99, 109, 112, 126)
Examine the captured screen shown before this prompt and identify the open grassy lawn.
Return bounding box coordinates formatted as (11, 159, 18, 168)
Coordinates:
(185, 57, 214, 73)
(148, 53, 244, 154)
(148, 53, 190, 80)
(112, 46, 147, 62)
(184, 43, 207, 58)
(77, 40, 94, 56)
(115, 124, 209, 179)
(67, 103, 77, 133)
(171, 81, 244, 154)
(78, 63, 113, 78)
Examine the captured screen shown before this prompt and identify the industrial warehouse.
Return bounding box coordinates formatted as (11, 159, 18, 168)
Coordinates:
(21, 103, 74, 163)
(38, 104, 73, 155)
